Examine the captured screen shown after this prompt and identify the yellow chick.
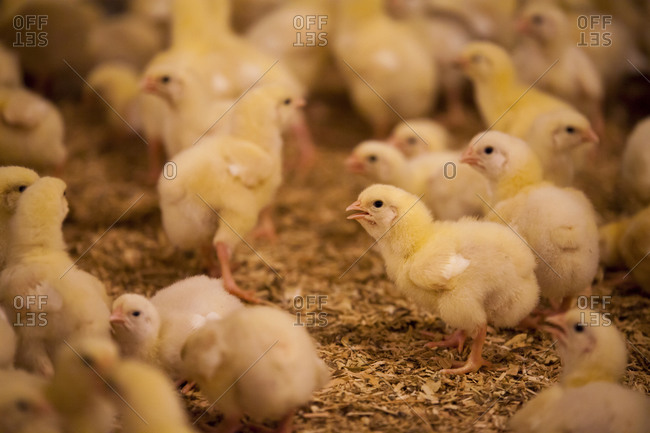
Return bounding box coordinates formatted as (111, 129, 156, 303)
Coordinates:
(618, 206, 650, 294)
(346, 184, 539, 374)
(345, 141, 487, 220)
(332, 0, 438, 137)
(509, 309, 650, 433)
(0, 369, 62, 433)
(621, 117, 650, 211)
(157, 85, 303, 302)
(513, 3, 604, 132)
(387, 118, 451, 158)
(458, 41, 575, 139)
(110, 275, 243, 379)
(525, 109, 599, 187)
(0, 166, 39, 270)
(47, 336, 119, 433)
(0, 87, 67, 173)
(108, 359, 199, 433)
(0, 43, 21, 87)
(0, 177, 111, 376)
(598, 218, 630, 269)
(0, 306, 16, 369)
(181, 305, 330, 432)
(462, 131, 599, 313)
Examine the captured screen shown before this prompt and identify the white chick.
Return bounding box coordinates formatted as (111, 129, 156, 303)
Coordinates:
(110, 275, 243, 378)
(621, 117, 650, 210)
(0, 306, 16, 369)
(513, 3, 604, 132)
(346, 184, 539, 373)
(462, 131, 599, 312)
(387, 118, 451, 158)
(0, 177, 111, 376)
(525, 109, 599, 187)
(0, 369, 62, 433)
(332, 0, 438, 137)
(0, 166, 39, 270)
(0, 87, 66, 172)
(108, 359, 199, 433)
(181, 306, 330, 432)
(157, 85, 303, 302)
(510, 309, 650, 433)
(618, 206, 650, 294)
(0, 43, 22, 87)
(345, 141, 487, 220)
(47, 336, 119, 433)
(458, 41, 576, 139)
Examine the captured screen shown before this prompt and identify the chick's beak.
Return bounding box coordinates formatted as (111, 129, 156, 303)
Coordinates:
(294, 98, 307, 108)
(109, 306, 126, 325)
(582, 128, 599, 145)
(346, 200, 370, 220)
(460, 146, 480, 166)
(515, 17, 531, 34)
(542, 312, 568, 344)
(344, 154, 366, 174)
(141, 76, 158, 93)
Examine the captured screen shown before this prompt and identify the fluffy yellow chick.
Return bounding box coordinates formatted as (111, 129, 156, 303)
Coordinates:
(0, 43, 21, 87)
(108, 359, 199, 433)
(458, 41, 575, 139)
(345, 141, 487, 220)
(0, 166, 39, 270)
(0, 369, 62, 433)
(47, 336, 119, 433)
(598, 218, 630, 269)
(387, 118, 451, 158)
(332, 0, 438, 137)
(509, 309, 650, 433)
(525, 109, 599, 187)
(0, 177, 111, 376)
(346, 184, 539, 373)
(621, 117, 650, 210)
(157, 85, 303, 302)
(0, 306, 16, 369)
(513, 3, 604, 132)
(0, 87, 66, 172)
(110, 275, 243, 379)
(462, 131, 599, 312)
(181, 305, 330, 432)
(618, 206, 650, 294)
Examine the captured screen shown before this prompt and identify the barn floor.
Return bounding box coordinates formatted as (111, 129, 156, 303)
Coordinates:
(57, 94, 650, 433)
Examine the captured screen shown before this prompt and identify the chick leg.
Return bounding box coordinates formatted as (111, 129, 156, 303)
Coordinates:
(440, 324, 491, 375)
(285, 113, 317, 180)
(421, 329, 466, 352)
(146, 137, 164, 185)
(215, 242, 261, 304)
(249, 206, 278, 242)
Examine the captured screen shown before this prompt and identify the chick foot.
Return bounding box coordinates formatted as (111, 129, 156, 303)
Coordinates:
(422, 329, 466, 352)
(439, 325, 489, 375)
(216, 242, 262, 304)
(250, 206, 278, 242)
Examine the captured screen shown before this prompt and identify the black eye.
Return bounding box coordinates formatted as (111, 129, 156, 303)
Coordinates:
(565, 126, 575, 134)
(132, 311, 141, 317)
(484, 146, 494, 154)
(15, 399, 30, 412)
(283, 98, 292, 105)
(532, 15, 543, 25)
(81, 356, 95, 366)
(368, 155, 377, 162)
(574, 323, 585, 333)
(407, 137, 418, 145)
(161, 75, 171, 84)
(18, 185, 27, 192)
(373, 200, 383, 208)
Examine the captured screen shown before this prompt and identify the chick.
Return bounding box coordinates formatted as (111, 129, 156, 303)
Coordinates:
(110, 275, 243, 378)
(525, 109, 599, 187)
(47, 336, 119, 433)
(345, 141, 487, 220)
(513, 3, 604, 132)
(509, 309, 650, 433)
(0, 369, 62, 433)
(618, 206, 650, 294)
(462, 131, 599, 313)
(109, 359, 199, 433)
(458, 41, 575, 139)
(0, 306, 16, 369)
(346, 184, 539, 374)
(387, 118, 451, 158)
(598, 218, 630, 269)
(621, 117, 650, 210)
(0, 177, 111, 376)
(0, 166, 39, 270)
(0, 43, 21, 87)
(0, 87, 67, 173)
(157, 85, 303, 302)
(332, 0, 438, 137)
(181, 306, 330, 432)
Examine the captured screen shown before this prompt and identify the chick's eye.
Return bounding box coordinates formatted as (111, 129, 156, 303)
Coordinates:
(160, 75, 171, 84)
(565, 126, 576, 134)
(484, 146, 494, 154)
(373, 200, 383, 208)
(81, 356, 94, 366)
(368, 155, 377, 163)
(532, 15, 543, 25)
(407, 137, 418, 145)
(18, 185, 27, 192)
(132, 311, 141, 317)
(574, 323, 585, 333)
(283, 98, 292, 105)
(15, 400, 30, 412)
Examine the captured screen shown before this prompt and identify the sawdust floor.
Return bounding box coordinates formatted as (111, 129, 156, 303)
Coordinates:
(56, 96, 650, 433)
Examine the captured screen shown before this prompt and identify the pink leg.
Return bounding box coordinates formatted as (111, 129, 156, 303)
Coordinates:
(215, 242, 261, 304)
(249, 206, 278, 242)
(421, 329, 466, 352)
(440, 324, 491, 374)
(286, 113, 317, 179)
(146, 137, 164, 185)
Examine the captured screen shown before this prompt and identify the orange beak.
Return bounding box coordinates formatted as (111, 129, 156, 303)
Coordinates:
(515, 17, 531, 34)
(581, 128, 599, 145)
(141, 76, 158, 93)
(109, 306, 126, 325)
(346, 200, 370, 220)
(345, 154, 366, 174)
(460, 146, 480, 166)
(295, 97, 307, 108)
